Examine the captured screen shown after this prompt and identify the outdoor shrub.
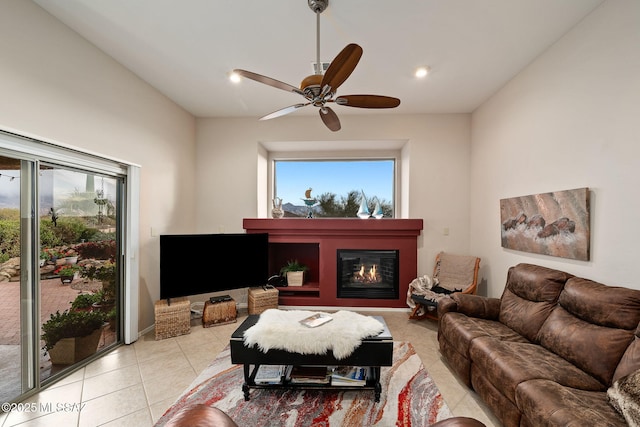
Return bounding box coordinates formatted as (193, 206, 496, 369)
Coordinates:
(51, 217, 92, 245)
(0, 208, 20, 221)
(0, 219, 20, 262)
(75, 240, 116, 259)
(40, 221, 63, 248)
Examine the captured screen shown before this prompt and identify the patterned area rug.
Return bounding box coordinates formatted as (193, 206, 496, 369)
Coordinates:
(156, 341, 452, 426)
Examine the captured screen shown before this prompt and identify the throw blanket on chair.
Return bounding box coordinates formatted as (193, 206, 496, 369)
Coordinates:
(406, 275, 452, 315)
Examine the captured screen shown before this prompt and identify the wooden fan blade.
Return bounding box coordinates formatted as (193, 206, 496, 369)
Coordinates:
(334, 95, 401, 109)
(321, 44, 363, 93)
(234, 69, 304, 96)
(260, 103, 309, 121)
(319, 107, 341, 132)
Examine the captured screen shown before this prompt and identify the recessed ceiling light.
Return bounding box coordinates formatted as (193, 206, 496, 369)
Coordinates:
(415, 67, 430, 78)
(229, 71, 241, 83)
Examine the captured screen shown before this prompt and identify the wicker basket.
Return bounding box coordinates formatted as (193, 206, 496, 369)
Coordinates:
(154, 297, 191, 340)
(248, 286, 279, 315)
(202, 299, 237, 327)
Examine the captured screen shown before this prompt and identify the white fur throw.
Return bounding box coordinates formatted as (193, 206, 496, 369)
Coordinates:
(242, 309, 385, 360)
(608, 369, 640, 427)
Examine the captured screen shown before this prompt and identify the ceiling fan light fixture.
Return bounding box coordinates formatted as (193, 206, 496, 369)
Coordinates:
(230, 0, 399, 131)
(229, 71, 242, 83)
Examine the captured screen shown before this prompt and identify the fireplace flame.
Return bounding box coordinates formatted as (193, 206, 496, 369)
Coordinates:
(353, 263, 381, 284)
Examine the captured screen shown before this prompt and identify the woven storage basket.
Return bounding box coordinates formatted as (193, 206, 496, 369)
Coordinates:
(248, 286, 279, 315)
(202, 299, 237, 327)
(154, 297, 191, 340)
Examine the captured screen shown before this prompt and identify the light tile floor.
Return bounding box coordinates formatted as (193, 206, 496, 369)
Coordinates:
(0, 310, 501, 427)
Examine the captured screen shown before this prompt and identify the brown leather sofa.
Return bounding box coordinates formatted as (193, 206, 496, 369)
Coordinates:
(438, 263, 640, 427)
(164, 404, 486, 426)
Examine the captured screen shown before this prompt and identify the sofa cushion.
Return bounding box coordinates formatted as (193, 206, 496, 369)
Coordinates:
(439, 312, 529, 359)
(498, 264, 572, 343)
(539, 307, 634, 386)
(560, 277, 640, 329)
(516, 379, 626, 427)
(538, 278, 640, 386)
(469, 337, 605, 404)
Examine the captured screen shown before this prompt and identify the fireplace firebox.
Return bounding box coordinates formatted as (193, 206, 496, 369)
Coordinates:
(337, 250, 399, 299)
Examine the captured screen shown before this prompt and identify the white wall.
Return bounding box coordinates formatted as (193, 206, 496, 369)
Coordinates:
(0, 1, 474, 324)
(470, 0, 640, 295)
(195, 113, 472, 292)
(0, 0, 197, 331)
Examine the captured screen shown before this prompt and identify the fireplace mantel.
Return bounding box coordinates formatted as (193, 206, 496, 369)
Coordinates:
(243, 218, 423, 308)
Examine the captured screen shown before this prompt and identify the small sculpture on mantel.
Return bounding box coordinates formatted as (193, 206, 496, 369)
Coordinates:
(357, 190, 371, 219)
(271, 197, 284, 218)
(302, 188, 319, 218)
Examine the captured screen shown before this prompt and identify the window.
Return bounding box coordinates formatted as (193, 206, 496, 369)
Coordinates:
(274, 159, 395, 218)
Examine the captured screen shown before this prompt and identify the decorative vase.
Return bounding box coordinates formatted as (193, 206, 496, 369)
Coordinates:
(271, 197, 284, 218)
(357, 190, 371, 219)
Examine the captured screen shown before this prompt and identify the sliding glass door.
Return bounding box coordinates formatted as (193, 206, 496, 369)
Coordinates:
(0, 154, 37, 403)
(38, 165, 121, 382)
(0, 143, 127, 402)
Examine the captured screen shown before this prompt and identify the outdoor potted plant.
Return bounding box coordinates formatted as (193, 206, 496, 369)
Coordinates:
(41, 309, 106, 365)
(56, 265, 80, 284)
(64, 249, 78, 264)
(70, 293, 101, 312)
(280, 259, 309, 287)
(81, 261, 116, 312)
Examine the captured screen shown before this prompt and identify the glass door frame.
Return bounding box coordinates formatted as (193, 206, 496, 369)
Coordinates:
(0, 130, 140, 400)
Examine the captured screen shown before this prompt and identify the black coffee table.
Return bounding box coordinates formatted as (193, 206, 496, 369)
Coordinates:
(230, 314, 393, 401)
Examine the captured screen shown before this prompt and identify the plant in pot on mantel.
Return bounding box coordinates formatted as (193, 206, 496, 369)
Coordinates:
(280, 259, 309, 287)
(41, 309, 105, 365)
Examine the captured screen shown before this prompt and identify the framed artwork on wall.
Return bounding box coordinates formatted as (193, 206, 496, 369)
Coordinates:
(500, 187, 590, 261)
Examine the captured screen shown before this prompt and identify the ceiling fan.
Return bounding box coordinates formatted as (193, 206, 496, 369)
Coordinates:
(233, 0, 400, 132)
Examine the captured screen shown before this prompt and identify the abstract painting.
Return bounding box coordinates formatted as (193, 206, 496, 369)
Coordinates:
(500, 187, 590, 261)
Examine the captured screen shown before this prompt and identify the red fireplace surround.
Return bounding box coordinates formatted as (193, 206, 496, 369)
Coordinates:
(243, 218, 423, 308)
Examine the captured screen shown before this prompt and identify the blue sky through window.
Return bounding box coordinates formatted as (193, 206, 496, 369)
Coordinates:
(275, 160, 394, 207)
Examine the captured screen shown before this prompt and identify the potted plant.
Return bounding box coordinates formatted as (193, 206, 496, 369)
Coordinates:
(280, 259, 309, 287)
(56, 265, 80, 284)
(64, 249, 78, 264)
(82, 261, 116, 311)
(70, 293, 101, 312)
(41, 309, 105, 365)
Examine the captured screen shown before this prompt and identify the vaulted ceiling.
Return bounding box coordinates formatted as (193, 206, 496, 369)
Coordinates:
(34, 0, 603, 118)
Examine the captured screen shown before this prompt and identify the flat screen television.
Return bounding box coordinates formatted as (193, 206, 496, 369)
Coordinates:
(160, 233, 269, 301)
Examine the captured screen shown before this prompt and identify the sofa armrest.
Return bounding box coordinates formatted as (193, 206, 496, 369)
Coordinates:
(440, 293, 501, 320)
